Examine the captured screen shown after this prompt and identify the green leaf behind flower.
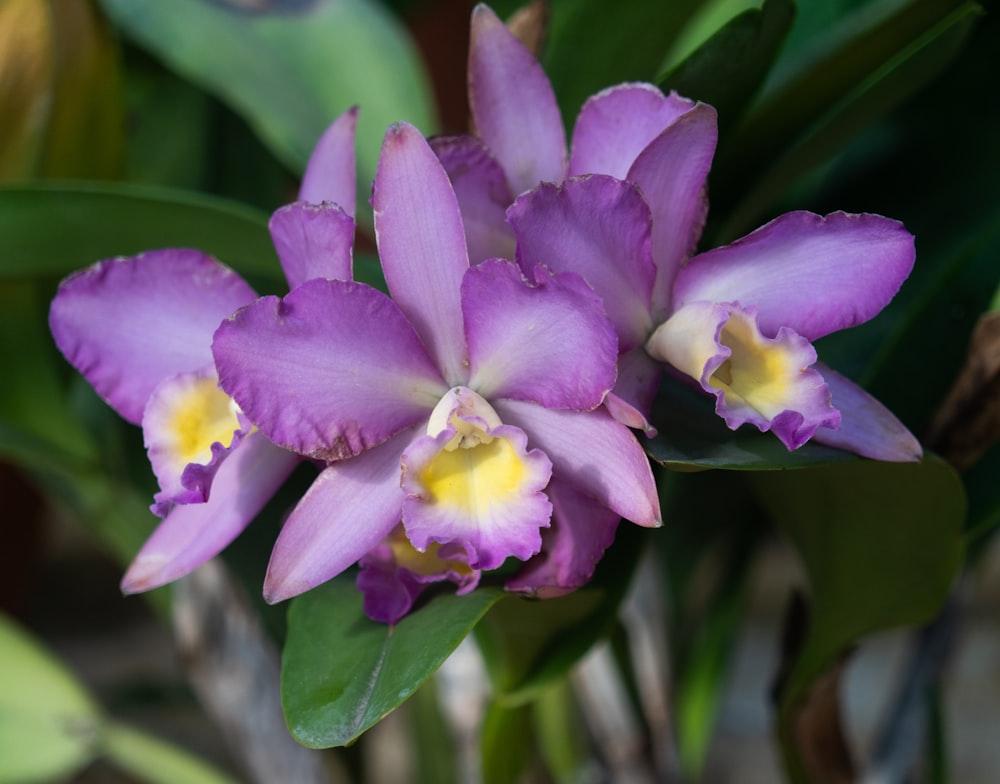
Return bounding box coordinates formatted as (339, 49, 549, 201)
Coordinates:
(750, 455, 964, 781)
(282, 576, 504, 748)
(98, 0, 436, 213)
(0, 182, 280, 282)
(475, 524, 647, 706)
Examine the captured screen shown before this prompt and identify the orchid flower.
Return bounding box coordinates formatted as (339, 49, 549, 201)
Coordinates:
(509, 160, 921, 460)
(448, 5, 919, 460)
(48, 107, 361, 593)
(211, 122, 661, 622)
(431, 4, 708, 269)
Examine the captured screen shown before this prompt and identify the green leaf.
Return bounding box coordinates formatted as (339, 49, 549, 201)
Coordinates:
(0, 281, 96, 468)
(282, 577, 504, 748)
(0, 182, 280, 281)
(481, 701, 536, 784)
(645, 381, 856, 471)
(750, 455, 964, 778)
(98, 0, 436, 209)
(543, 0, 701, 122)
(102, 722, 240, 784)
(659, 0, 796, 128)
(475, 524, 647, 706)
(717, 0, 983, 236)
(0, 613, 101, 783)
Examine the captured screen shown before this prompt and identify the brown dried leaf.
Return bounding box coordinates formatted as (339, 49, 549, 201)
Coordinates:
(926, 311, 1000, 470)
(792, 656, 856, 784)
(507, 0, 549, 58)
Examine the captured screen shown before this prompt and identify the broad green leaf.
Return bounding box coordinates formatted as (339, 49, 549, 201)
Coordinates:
(0, 182, 280, 281)
(645, 381, 855, 471)
(102, 723, 239, 784)
(659, 0, 796, 128)
(98, 0, 436, 209)
(750, 456, 964, 778)
(0, 613, 101, 783)
(543, 0, 701, 122)
(282, 576, 504, 748)
(717, 0, 982, 236)
(475, 524, 647, 706)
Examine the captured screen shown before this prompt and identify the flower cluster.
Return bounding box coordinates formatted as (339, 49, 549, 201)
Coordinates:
(49, 4, 919, 625)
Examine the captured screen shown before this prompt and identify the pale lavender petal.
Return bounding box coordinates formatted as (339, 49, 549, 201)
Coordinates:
(401, 416, 552, 571)
(505, 477, 620, 598)
(646, 302, 840, 450)
(269, 202, 354, 289)
(263, 429, 414, 603)
(811, 364, 922, 462)
(142, 369, 247, 515)
(495, 399, 661, 527)
(672, 211, 916, 340)
(568, 84, 696, 179)
(212, 278, 447, 461)
(299, 105, 358, 216)
(431, 134, 516, 264)
(120, 431, 299, 594)
(625, 103, 718, 315)
(509, 176, 656, 350)
(358, 525, 480, 624)
(464, 260, 618, 410)
(468, 3, 566, 194)
(373, 122, 471, 386)
(49, 250, 256, 424)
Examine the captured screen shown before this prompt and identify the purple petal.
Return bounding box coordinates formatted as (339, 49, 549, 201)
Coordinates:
(505, 477, 620, 598)
(495, 399, 661, 527)
(263, 429, 414, 603)
(269, 202, 354, 289)
(811, 364, 922, 462)
(358, 525, 480, 624)
(608, 346, 663, 432)
(298, 105, 358, 216)
(568, 84, 696, 179)
(120, 431, 299, 594)
(142, 369, 247, 515)
(373, 122, 471, 386)
(509, 176, 656, 351)
(647, 301, 841, 450)
(468, 4, 566, 194)
(626, 103, 718, 316)
(464, 260, 618, 410)
(49, 250, 256, 424)
(401, 393, 553, 570)
(212, 278, 447, 461)
(431, 134, 516, 264)
(672, 212, 916, 340)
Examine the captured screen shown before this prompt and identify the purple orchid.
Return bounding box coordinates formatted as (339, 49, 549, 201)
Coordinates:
(431, 4, 708, 269)
(508, 151, 921, 460)
(48, 107, 361, 593)
(447, 4, 920, 460)
(211, 122, 661, 623)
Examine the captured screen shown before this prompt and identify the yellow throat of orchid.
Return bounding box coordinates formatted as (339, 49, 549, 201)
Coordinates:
(419, 388, 529, 517)
(165, 376, 242, 466)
